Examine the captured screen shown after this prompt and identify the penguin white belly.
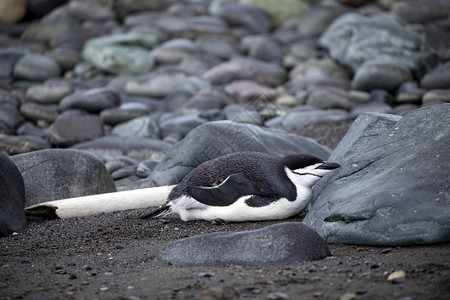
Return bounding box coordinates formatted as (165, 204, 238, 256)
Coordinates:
(170, 192, 311, 222)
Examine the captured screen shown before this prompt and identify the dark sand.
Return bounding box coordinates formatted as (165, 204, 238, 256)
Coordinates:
(1, 120, 449, 300)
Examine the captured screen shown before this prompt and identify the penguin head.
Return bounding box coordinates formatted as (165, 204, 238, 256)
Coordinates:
(282, 154, 340, 187)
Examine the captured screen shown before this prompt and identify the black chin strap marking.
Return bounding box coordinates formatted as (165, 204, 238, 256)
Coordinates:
(293, 171, 323, 178)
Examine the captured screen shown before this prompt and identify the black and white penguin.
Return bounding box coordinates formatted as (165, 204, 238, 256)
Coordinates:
(140, 151, 340, 222)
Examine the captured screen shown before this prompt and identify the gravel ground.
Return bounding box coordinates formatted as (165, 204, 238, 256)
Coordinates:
(1, 209, 449, 300)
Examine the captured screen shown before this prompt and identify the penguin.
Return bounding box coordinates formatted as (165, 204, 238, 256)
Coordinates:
(140, 151, 339, 222)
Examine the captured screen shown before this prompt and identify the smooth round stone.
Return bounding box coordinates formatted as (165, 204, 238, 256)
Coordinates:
(105, 156, 138, 174)
(152, 38, 198, 64)
(241, 36, 283, 62)
(182, 16, 229, 38)
(82, 33, 157, 74)
(203, 57, 286, 86)
(422, 89, 450, 106)
(195, 35, 238, 59)
(307, 87, 368, 110)
(0, 89, 21, 106)
(218, 3, 272, 34)
(111, 165, 137, 180)
(350, 102, 394, 118)
(241, 0, 309, 27)
(16, 122, 46, 138)
(20, 102, 59, 123)
(0, 0, 26, 23)
(0, 49, 24, 77)
(21, 21, 73, 44)
(112, 116, 160, 139)
(25, 79, 74, 104)
(68, 0, 115, 21)
(0, 134, 50, 155)
(285, 4, 350, 38)
(47, 48, 82, 72)
(59, 87, 121, 113)
(178, 53, 223, 75)
(0, 103, 21, 134)
(100, 104, 150, 126)
(71, 136, 171, 162)
(46, 114, 104, 147)
(13, 54, 61, 82)
(136, 159, 159, 177)
(420, 61, 450, 89)
(395, 82, 425, 104)
(392, 0, 450, 24)
(125, 71, 189, 98)
(159, 114, 208, 140)
(351, 59, 412, 92)
(280, 108, 351, 131)
(118, 177, 157, 191)
(224, 80, 279, 102)
(223, 104, 263, 126)
(182, 89, 232, 112)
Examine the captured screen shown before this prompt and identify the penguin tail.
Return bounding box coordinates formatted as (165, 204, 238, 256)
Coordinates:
(137, 205, 171, 219)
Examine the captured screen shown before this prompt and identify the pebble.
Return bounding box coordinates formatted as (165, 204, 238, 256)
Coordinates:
(13, 54, 61, 81)
(267, 291, 289, 300)
(201, 286, 238, 300)
(339, 292, 356, 300)
(387, 270, 406, 283)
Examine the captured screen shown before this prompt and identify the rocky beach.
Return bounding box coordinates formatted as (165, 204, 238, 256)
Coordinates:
(1, 0, 449, 299)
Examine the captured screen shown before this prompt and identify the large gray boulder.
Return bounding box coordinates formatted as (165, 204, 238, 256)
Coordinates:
(320, 13, 437, 91)
(11, 149, 116, 207)
(156, 222, 331, 266)
(149, 120, 331, 185)
(0, 152, 26, 237)
(304, 104, 450, 246)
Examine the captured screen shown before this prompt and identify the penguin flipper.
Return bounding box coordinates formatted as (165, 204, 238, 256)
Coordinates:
(187, 173, 258, 207)
(138, 204, 171, 219)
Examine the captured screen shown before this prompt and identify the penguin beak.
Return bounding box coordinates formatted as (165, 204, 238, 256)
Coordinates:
(316, 161, 340, 170)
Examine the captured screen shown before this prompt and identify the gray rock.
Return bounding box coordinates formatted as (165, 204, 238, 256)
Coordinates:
(71, 136, 171, 161)
(151, 38, 198, 64)
(20, 102, 59, 123)
(224, 104, 263, 126)
(0, 151, 26, 237)
(320, 13, 437, 78)
(46, 114, 104, 147)
(306, 87, 368, 110)
(148, 120, 331, 185)
(395, 82, 425, 104)
(304, 104, 450, 245)
(82, 33, 157, 74)
(0, 103, 21, 134)
(218, 3, 272, 34)
(13, 54, 61, 81)
(195, 35, 238, 59)
(11, 149, 116, 206)
(0, 135, 50, 155)
(104, 156, 138, 174)
(67, 0, 115, 21)
(156, 222, 331, 266)
(224, 80, 279, 102)
(0, 49, 24, 78)
(392, 0, 450, 24)
(112, 116, 159, 139)
(47, 47, 82, 72)
(203, 57, 286, 86)
(59, 87, 121, 113)
(422, 89, 450, 106)
(276, 108, 351, 131)
(420, 61, 450, 89)
(286, 4, 351, 38)
(25, 79, 74, 104)
(241, 36, 283, 62)
(351, 59, 413, 92)
(100, 103, 151, 126)
(125, 71, 189, 98)
(159, 114, 208, 141)
(16, 122, 46, 139)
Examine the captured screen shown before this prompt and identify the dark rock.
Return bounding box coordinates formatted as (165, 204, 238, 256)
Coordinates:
(155, 222, 331, 266)
(104, 156, 138, 174)
(159, 114, 208, 141)
(218, 3, 272, 34)
(71, 136, 171, 161)
(148, 120, 331, 186)
(0, 134, 50, 155)
(304, 104, 450, 245)
(20, 102, 59, 123)
(392, 0, 450, 24)
(0, 49, 24, 77)
(422, 89, 450, 106)
(241, 36, 283, 62)
(11, 149, 116, 206)
(46, 114, 104, 147)
(67, 0, 115, 21)
(25, 79, 74, 104)
(420, 61, 450, 89)
(0, 102, 21, 134)
(59, 87, 121, 113)
(0, 151, 26, 237)
(306, 87, 368, 110)
(203, 57, 286, 86)
(112, 116, 160, 139)
(13, 54, 61, 82)
(100, 102, 150, 126)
